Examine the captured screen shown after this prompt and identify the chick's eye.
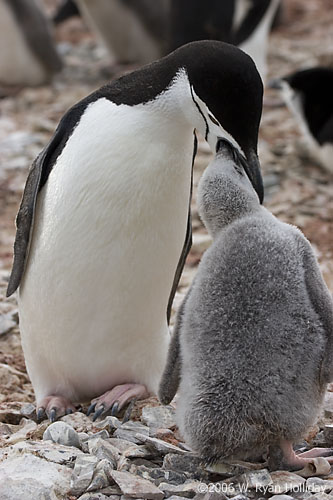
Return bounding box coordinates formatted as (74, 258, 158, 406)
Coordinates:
(208, 113, 220, 126)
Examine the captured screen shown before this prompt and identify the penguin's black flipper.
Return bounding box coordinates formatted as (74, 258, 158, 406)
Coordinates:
(6, 152, 43, 297)
(6, 103, 86, 297)
(160, 277, 197, 405)
(301, 237, 333, 384)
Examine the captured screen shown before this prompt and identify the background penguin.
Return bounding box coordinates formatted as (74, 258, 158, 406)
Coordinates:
(269, 67, 333, 174)
(169, 0, 281, 81)
(159, 138, 333, 471)
(0, 0, 62, 87)
(53, 0, 279, 80)
(72, 0, 169, 65)
(7, 41, 264, 422)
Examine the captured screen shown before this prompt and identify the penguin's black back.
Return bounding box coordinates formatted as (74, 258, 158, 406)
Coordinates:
(285, 67, 333, 145)
(169, 0, 274, 50)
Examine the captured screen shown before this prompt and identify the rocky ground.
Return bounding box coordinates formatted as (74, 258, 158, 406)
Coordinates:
(0, 0, 333, 499)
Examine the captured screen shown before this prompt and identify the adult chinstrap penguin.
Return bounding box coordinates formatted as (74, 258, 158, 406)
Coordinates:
(169, 0, 281, 81)
(270, 67, 333, 174)
(0, 0, 62, 86)
(7, 41, 264, 422)
(159, 138, 333, 470)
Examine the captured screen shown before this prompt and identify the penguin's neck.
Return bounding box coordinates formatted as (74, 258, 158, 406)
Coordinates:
(141, 68, 208, 141)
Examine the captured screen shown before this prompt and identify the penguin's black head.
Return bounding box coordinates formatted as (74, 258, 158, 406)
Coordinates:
(176, 41, 264, 202)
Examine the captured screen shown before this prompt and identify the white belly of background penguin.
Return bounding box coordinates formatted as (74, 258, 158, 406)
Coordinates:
(7, 41, 264, 421)
(159, 139, 333, 471)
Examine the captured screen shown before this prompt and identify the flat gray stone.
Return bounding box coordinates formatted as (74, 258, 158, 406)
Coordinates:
(109, 437, 142, 452)
(270, 471, 305, 495)
(133, 464, 188, 485)
(113, 428, 144, 444)
(163, 454, 207, 480)
(158, 480, 200, 498)
(323, 425, 333, 445)
(77, 494, 110, 500)
(12, 440, 83, 465)
(43, 421, 81, 449)
(5, 418, 37, 444)
(87, 437, 119, 467)
(122, 421, 150, 433)
(135, 433, 187, 455)
(94, 416, 122, 432)
(61, 412, 94, 432)
(239, 468, 272, 489)
(86, 459, 114, 492)
(70, 454, 99, 496)
(141, 406, 176, 429)
(311, 494, 333, 500)
(110, 469, 164, 499)
(269, 496, 295, 500)
(0, 452, 71, 499)
(307, 477, 333, 494)
(124, 444, 156, 459)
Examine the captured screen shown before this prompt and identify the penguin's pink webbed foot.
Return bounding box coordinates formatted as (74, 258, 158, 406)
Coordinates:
(269, 440, 333, 471)
(37, 395, 76, 422)
(87, 383, 148, 422)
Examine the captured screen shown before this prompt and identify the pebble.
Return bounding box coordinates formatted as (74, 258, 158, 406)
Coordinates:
(5, 418, 37, 444)
(135, 433, 187, 455)
(20, 403, 37, 421)
(94, 416, 122, 432)
(70, 454, 99, 496)
(269, 496, 295, 500)
(238, 469, 273, 489)
(11, 440, 83, 465)
(158, 480, 200, 498)
(86, 458, 113, 492)
(86, 437, 119, 467)
(60, 412, 95, 432)
(0, 451, 72, 500)
(113, 428, 145, 444)
(141, 405, 176, 429)
(124, 444, 156, 459)
(132, 464, 188, 485)
(323, 425, 333, 445)
(77, 494, 110, 500)
(163, 454, 207, 480)
(269, 471, 305, 495)
(110, 469, 164, 500)
(43, 421, 81, 449)
(306, 477, 333, 494)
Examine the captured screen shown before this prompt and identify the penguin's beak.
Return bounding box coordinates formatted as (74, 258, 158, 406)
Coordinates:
(244, 150, 264, 204)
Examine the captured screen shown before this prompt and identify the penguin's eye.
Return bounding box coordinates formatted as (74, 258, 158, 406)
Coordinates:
(208, 113, 220, 126)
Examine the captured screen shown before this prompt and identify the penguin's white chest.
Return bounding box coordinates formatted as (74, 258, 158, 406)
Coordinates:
(18, 98, 194, 402)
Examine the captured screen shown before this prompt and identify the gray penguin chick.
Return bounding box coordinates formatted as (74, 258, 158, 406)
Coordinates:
(159, 139, 333, 470)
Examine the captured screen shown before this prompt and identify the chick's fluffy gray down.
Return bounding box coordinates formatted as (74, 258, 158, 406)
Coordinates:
(159, 151, 333, 463)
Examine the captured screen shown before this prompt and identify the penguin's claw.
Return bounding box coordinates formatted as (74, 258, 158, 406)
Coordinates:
(88, 383, 148, 421)
(49, 408, 57, 422)
(111, 401, 120, 416)
(87, 403, 96, 416)
(92, 405, 105, 422)
(122, 397, 137, 423)
(36, 395, 76, 422)
(37, 407, 46, 422)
